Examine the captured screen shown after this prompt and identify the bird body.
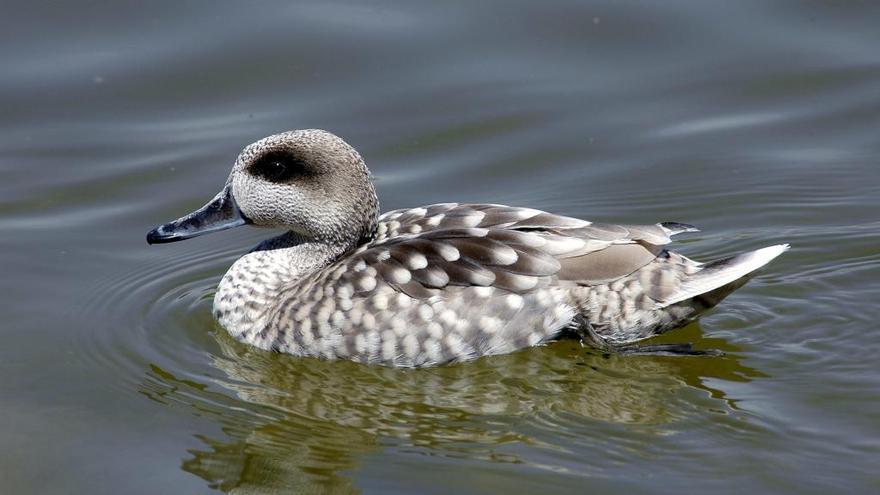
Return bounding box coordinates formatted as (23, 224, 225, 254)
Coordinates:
(148, 129, 788, 367)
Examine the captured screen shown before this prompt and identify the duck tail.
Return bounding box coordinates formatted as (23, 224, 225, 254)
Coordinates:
(662, 244, 790, 308)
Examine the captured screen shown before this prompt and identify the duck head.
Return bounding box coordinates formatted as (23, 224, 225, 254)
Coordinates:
(146, 129, 379, 249)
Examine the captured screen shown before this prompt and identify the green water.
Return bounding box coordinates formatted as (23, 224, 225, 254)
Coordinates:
(2, 1, 879, 493)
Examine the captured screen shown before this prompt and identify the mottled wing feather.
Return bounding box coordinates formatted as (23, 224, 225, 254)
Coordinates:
(367, 203, 689, 291)
(374, 203, 586, 242)
(377, 203, 680, 245)
(343, 227, 564, 296)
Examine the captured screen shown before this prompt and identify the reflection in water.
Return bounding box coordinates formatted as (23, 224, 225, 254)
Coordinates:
(141, 322, 761, 493)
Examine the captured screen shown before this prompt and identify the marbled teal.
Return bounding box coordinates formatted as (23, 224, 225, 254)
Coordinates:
(147, 129, 788, 367)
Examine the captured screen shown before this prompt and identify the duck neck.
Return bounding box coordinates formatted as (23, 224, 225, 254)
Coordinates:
(212, 231, 350, 344)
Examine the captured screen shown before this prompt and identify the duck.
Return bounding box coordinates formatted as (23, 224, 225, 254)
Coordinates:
(147, 129, 788, 367)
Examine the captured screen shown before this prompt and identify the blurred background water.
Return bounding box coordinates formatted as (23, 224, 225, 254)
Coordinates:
(1, 1, 879, 493)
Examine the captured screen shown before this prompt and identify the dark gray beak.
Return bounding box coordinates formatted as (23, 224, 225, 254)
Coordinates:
(146, 184, 250, 244)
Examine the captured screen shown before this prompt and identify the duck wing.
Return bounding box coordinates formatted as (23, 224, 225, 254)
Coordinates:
(316, 203, 697, 298)
(362, 203, 697, 295)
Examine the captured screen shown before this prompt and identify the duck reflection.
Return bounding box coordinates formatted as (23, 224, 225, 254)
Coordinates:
(142, 322, 762, 493)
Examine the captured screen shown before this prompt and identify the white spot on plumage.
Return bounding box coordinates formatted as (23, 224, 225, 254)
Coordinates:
(391, 317, 407, 336)
(372, 293, 388, 310)
(501, 273, 539, 291)
(505, 294, 524, 309)
(463, 227, 489, 237)
(435, 243, 460, 261)
(402, 334, 420, 359)
(396, 292, 411, 308)
(490, 245, 519, 265)
(479, 316, 502, 334)
(439, 309, 457, 325)
(425, 214, 443, 226)
(512, 207, 543, 219)
(514, 231, 547, 248)
(418, 304, 434, 321)
(459, 211, 486, 227)
(387, 266, 412, 284)
(542, 236, 588, 255)
(349, 307, 362, 325)
(358, 275, 377, 292)
(473, 286, 494, 298)
(404, 252, 428, 270)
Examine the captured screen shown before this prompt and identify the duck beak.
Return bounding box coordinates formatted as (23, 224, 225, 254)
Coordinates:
(146, 183, 250, 244)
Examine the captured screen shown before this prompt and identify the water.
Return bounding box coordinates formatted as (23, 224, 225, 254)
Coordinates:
(2, 1, 879, 493)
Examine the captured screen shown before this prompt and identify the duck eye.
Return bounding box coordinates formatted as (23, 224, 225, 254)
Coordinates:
(268, 161, 286, 176)
(250, 151, 311, 183)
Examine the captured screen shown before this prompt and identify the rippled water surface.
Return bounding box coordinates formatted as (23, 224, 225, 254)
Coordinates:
(2, 1, 879, 493)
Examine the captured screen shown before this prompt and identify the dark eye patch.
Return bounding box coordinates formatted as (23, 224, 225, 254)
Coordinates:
(249, 150, 314, 183)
